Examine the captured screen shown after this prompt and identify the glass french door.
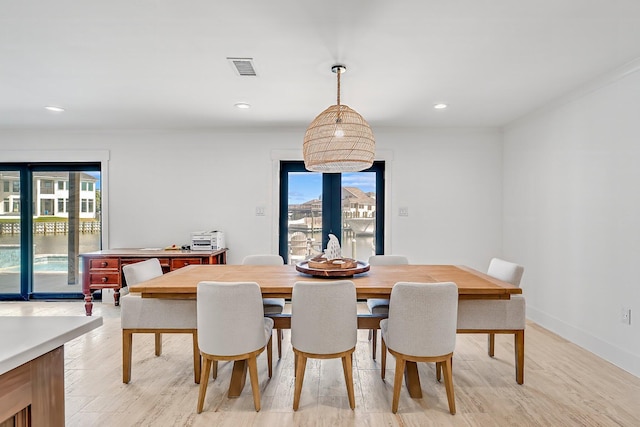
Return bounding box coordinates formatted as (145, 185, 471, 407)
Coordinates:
(0, 168, 22, 296)
(0, 164, 101, 300)
(279, 161, 384, 264)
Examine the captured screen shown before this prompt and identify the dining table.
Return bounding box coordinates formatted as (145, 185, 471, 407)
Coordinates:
(128, 263, 522, 399)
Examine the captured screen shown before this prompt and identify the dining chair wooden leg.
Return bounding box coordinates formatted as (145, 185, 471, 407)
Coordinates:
(192, 331, 200, 384)
(392, 356, 406, 413)
(212, 360, 218, 380)
(122, 330, 133, 384)
(381, 338, 387, 379)
(488, 333, 495, 357)
(436, 361, 442, 382)
(515, 330, 525, 385)
(293, 352, 308, 411)
(372, 330, 377, 360)
(442, 356, 456, 415)
(277, 329, 283, 359)
(154, 332, 162, 356)
(247, 355, 261, 412)
(341, 351, 356, 409)
(197, 357, 212, 413)
(267, 336, 273, 378)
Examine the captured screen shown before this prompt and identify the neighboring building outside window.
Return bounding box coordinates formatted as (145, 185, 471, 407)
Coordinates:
(0, 172, 97, 219)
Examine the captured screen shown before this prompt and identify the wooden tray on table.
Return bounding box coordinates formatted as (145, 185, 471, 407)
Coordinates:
(295, 257, 370, 277)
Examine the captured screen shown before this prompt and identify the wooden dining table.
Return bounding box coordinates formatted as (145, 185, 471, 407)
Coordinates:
(128, 263, 521, 399)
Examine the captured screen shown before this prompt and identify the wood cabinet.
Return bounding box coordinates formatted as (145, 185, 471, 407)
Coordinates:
(0, 317, 102, 427)
(80, 248, 227, 316)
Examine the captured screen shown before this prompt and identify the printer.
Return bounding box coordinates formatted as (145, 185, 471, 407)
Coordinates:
(191, 231, 225, 251)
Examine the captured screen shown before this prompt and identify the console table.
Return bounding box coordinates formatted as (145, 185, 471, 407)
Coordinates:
(80, 248, 227, 316)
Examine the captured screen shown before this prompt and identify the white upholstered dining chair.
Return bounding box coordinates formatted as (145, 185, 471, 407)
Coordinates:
(241, 254, 286, 359)
(291, 280, 357, 410)
(456, 257, 526, 384)
(120, 258, 200, 384)
(365, 255, 409, 360)
(381, 282, 458, 414)
(196, 281, 273, 413)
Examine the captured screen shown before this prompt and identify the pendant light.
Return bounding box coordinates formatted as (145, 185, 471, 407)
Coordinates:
(303, 65, 375, 172)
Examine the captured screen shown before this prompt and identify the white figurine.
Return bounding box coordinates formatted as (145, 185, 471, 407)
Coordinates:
(323, 234, 342, 260)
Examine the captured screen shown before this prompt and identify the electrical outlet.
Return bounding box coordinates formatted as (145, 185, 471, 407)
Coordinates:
(399, 207, 409, 217)
(621, 307, 632, 325)
(255, 206, 266, 216)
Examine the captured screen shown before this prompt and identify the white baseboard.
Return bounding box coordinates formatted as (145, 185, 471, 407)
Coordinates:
(527, 306, 639, 378)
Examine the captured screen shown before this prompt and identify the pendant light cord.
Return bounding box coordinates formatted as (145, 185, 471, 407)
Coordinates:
(336, 70, 341, 106)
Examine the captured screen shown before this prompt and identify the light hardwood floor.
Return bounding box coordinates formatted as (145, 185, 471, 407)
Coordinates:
(2, 300, 639, 426)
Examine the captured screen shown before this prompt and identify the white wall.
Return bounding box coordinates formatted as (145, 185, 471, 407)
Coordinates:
(503, 66, 640, 377)
(0, 127, 502, 269)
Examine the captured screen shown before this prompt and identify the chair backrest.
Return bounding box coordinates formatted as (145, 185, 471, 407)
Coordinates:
(487, 258, 524, 287)
(241, 254, 285, 266)
(197, 281, 268, 356)
(368, 255, 409, 266)
(122, 258, 163, 286)
(386, 282, 458, 357)
(291, 280, 357, 355)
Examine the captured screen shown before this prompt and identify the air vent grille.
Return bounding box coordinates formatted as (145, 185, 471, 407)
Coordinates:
(227, 57, 257, 77)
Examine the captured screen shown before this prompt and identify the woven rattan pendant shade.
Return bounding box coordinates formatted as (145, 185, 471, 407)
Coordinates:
(303, 65, 375, 172)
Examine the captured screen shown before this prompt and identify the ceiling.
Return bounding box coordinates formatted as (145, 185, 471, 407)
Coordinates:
(2, 0, 640, 131)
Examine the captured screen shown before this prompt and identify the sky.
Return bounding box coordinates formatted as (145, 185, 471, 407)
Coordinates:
(86, 171, 101, 190)
(288, 172, 376, 204)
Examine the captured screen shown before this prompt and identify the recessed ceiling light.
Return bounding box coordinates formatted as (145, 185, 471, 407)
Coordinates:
(433, 103, 448, 110)
(234, 102, 251, 109)
(45, 105, 65, 112)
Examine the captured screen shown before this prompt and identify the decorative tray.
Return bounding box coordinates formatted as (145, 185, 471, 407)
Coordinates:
(296, 259, 370, 277)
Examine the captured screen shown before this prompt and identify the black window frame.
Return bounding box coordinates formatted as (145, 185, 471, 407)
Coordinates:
(0, 162, 101, 301)
(278, 160, 385, 264)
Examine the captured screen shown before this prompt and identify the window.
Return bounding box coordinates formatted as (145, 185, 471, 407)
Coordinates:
(3, 181, 8, 192)
(0, 164, 101, 300)
(279, 161, 385, 264)
(12, 181, 20, 192)
(88, 182, 93, 191)
(40, 199, 54, 216)
(81, 199, 88, 213)
(40, 180, 54, 194)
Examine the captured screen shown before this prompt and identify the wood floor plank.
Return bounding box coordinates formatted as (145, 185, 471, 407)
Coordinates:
(1, 301, 639, 426)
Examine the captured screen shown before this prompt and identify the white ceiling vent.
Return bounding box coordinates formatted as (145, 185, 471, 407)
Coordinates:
(227, 57, 257, 77)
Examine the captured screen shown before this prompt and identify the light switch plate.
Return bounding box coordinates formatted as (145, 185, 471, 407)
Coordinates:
(255, 206, 266, 216)
(621, 307, 632, 325)
(399, 207, 409, 217)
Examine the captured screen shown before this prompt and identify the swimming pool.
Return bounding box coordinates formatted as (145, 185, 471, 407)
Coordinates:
(0, 255, 81, 273)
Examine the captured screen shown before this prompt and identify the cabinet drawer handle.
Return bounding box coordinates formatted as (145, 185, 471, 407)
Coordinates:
(184, 261, 189, 266)
(101, 262, 108, 267)
(101, 277, 108, 283)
